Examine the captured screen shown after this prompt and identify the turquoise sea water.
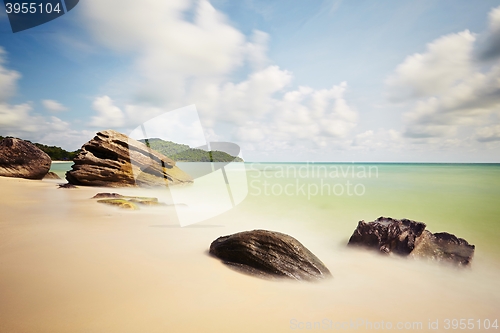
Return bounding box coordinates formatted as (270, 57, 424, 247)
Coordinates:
(239, 162, 500, 259)
(52, 162, 500, 258)
(49, 162, 73, 179)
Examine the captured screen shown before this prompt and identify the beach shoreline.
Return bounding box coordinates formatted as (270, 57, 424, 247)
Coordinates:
(0, 175, 499, 332)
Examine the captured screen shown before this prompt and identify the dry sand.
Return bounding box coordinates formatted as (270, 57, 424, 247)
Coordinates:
(0, 176, 499, 333)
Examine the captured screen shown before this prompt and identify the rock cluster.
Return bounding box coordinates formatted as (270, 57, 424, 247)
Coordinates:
(0, 137, 51, 180)
(210, 229, 331, 281)
(348, 216, 475, 266)
(66, 130, 193, 187)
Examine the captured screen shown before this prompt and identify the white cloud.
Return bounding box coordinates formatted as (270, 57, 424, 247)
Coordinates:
(477, 6, 500, 61)
(231, 81, 358, 151)
(0, 49, 90, 150)
(351, 129, 402, 151)
(386, 30, 476, 100)
(89, 96, 126, 128)
(80, 0, 359, 154)
(245, 30, 270, 70)
(476, 125, 500, 142)
(195, 65, 293, 126)
(81, 0, 245, 104)
(0, 47, 20, 102)
(386, 7, 500, 146)
(88, 68, 358, 152)
(0, 101, 90, 150)
(42, 99, 68, 112)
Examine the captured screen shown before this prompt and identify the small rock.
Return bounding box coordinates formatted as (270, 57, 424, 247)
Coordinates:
(58, 183, 77, 189)
(97, 199, 139, 210)
(209, 229, 331, 281)
(92, 193, 124, 199)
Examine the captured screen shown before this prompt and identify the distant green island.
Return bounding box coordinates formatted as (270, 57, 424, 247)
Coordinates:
(139, 138, 243, 162)
(0, 135, 80, 161)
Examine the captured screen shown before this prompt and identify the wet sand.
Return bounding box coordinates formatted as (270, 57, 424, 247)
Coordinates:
(0, 176, 499, 332)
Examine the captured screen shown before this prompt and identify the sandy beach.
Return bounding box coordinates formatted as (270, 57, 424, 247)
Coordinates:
(0, 175, 499, 333)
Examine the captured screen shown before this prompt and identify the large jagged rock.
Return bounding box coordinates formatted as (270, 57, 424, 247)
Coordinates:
(348, 216, 426, 255)
(0, 137, 51, 180)
(348, 216, 475, 266)
(209, 230, 331, 281)
(66, 130, 193, 187)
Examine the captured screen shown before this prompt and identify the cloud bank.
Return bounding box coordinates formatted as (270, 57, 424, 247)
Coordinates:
(386, 6, 500, 147)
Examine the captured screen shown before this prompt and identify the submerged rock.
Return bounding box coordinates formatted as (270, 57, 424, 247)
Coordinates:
(97, 199, 139, 210)
(348, 216, 475, 266)
(66, 130, 193, 187)
(209, 230, 331, 281)
(92, 192, 163, 207)
(128, 198, 163, 206)
(0, 137, 51, 180)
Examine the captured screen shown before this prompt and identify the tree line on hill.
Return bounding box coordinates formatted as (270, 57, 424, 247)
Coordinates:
(139, 138, 243, 162)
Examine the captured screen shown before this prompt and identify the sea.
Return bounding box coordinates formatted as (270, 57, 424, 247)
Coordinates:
(51, 162, 500, 257)
(44, 161, 500, 332)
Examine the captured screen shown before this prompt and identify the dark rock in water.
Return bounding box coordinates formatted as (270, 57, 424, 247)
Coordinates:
(411, 230, 475, 266)
(58, 183, 77, 189)
(348, 216, 475, 266)
(0, 137, 51, 179)
(348, 216, 426, 255)
(43, 171, 61, 179)
(66, 130, 193, 187)
(209, 230, 331, 281)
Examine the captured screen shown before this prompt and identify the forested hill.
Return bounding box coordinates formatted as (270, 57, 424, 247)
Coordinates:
(0, 135, 80, 161)
(138, 138, 243, 162)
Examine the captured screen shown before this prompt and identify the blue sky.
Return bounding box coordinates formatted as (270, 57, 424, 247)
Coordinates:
(1, 0, 500, 162)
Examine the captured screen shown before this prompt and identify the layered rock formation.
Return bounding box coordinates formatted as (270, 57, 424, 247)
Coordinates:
(66, 130, 193, 187)
(210, 230, 331, 281)
(0, 137, 51, 179)
(348, 216, 475, 266)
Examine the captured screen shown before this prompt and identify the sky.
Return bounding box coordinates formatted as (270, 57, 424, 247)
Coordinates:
(1, 0, 500, 162)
